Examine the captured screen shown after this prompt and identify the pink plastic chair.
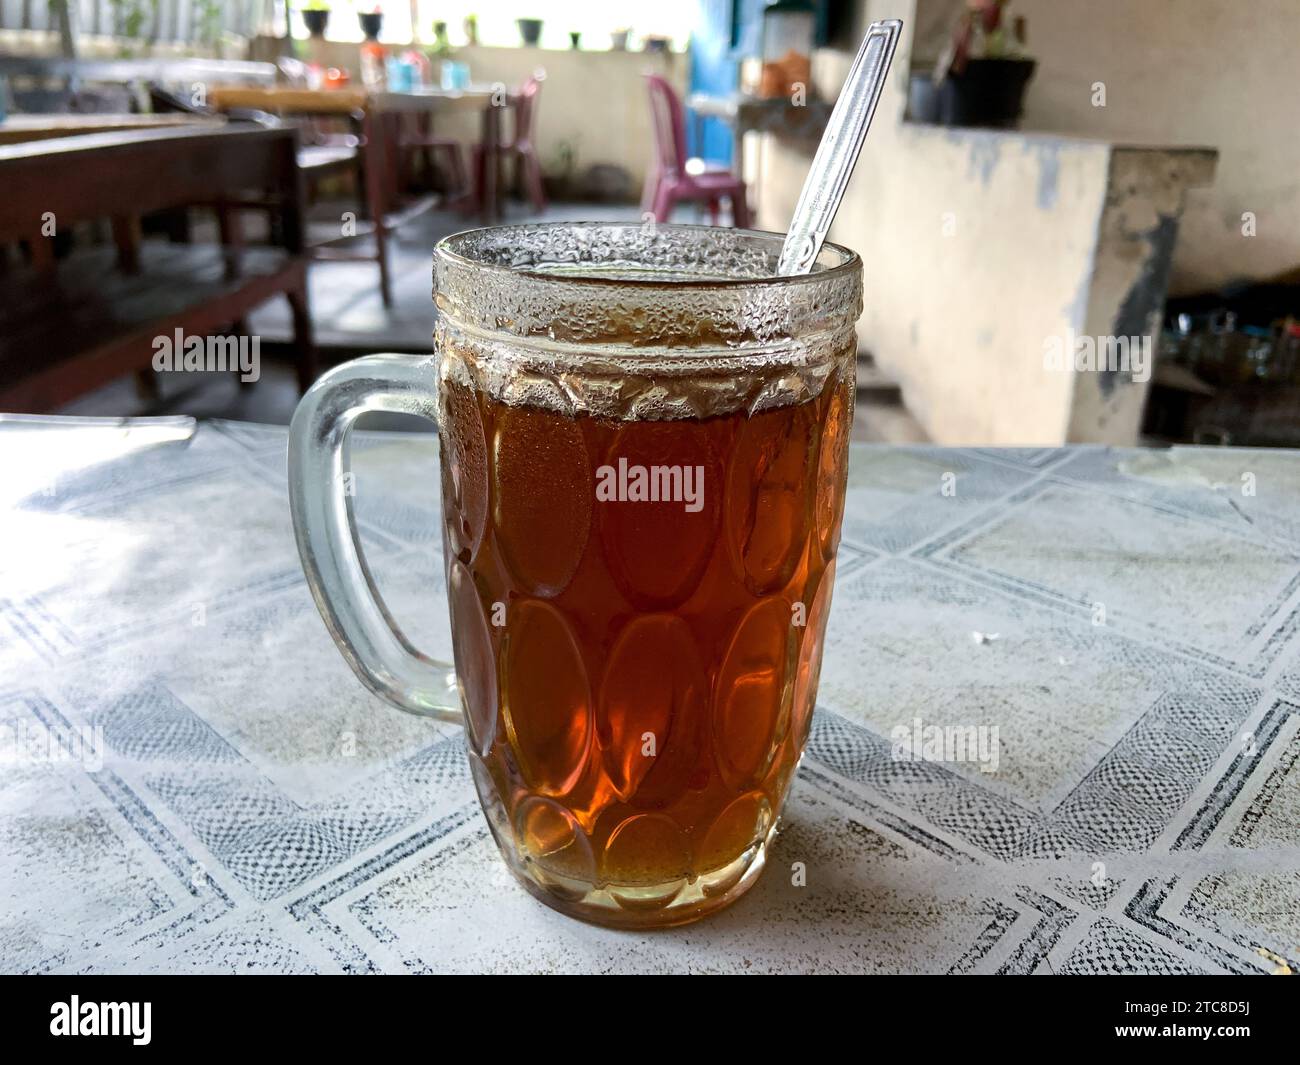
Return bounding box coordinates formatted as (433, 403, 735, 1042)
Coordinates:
(472, 74, 547, 213)
(642, 74, 750, 227)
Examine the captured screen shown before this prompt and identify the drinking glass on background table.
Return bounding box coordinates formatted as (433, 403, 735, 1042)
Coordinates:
(288, 222, 862, 927)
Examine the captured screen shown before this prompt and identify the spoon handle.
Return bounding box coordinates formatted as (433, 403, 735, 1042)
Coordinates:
(777, 19, 902, 276)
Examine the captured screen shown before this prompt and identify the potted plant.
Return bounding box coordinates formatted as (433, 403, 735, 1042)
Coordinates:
(359, 8, 383, 41)
(934, 0, 1035, 129)
(302, 2, 330, 38)
(108, 0, 154, 57)
(569, 31, 581, 50)
(517, 17, 543, 46)
(464, 14, 479, 46)
(430, 20, 452, 59)
(195, 0, 223, 51)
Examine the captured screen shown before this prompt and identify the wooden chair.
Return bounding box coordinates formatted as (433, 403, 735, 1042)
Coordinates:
(151, 84, 393, 307)
(396, 112, 471, 204)
(472, 75, 547, 214)
(0, 126, 315, 413)
(642, 74, 750, 227)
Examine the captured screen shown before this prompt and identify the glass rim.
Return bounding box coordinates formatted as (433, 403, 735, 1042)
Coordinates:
(434, 221, 861, 292)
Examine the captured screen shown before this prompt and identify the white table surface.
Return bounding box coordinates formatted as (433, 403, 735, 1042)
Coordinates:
(1, 417, 1295, 974)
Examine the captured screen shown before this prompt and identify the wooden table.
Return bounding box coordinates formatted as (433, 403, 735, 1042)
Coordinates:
(0, 126, 314, 411)
(208, 85, 504, 221)
(207, 85, 505, 307)
(208, 85, 492, 117)
(0, 54, 275, 85)
(0, 113, 223, 146)
(3, 424, 1295, 976)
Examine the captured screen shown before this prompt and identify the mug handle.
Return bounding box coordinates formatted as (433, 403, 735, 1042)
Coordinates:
(287, 353, 462, 723)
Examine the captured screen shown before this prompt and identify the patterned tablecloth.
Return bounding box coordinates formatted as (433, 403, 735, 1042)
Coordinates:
(1, 416, 1297, 975)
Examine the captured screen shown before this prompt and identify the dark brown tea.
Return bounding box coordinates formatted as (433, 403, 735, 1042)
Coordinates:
(437, 354, 852, 924)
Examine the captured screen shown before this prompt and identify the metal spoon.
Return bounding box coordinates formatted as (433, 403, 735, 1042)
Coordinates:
(777, 19, 903, 276)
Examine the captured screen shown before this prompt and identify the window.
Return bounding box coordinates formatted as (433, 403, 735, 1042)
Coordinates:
(292, 0, 695, 51)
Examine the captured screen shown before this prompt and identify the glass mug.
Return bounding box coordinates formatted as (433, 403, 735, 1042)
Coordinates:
(288, 222, 862, 928)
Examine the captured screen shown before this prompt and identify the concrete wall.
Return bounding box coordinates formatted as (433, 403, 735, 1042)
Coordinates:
(1068, 147, 1217, 442)
(753, 0, 1214, 445)
(281, 40, 684, 193)
(916, 0, 1299, 295)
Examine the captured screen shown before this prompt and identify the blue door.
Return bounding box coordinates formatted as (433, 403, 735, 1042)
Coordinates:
(688, 0, 742, 165)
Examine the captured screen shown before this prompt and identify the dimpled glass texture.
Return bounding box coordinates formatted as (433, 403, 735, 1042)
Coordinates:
(434, 222, 862, 927)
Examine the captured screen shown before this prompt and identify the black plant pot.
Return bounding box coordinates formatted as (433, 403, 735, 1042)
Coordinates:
(358, 12, 383, 40)
(303, 9, 330, 37)
(517, 18, 543, 46)
(939, 58, 1036, 129)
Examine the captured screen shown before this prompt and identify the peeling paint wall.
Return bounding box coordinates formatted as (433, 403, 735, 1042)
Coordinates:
(755, 1, 1097, 444)
(753, 0, 1216, 445)
(921, 0, 1298, 294)
(1067, 149, 1216, 443)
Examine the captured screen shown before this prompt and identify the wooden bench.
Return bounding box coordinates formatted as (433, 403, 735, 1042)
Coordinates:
(0, 125, 315, 413)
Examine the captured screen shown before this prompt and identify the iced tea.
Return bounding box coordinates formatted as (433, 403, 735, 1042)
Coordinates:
(290, 221, 862, 930)
(438, 333, 853, 926)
